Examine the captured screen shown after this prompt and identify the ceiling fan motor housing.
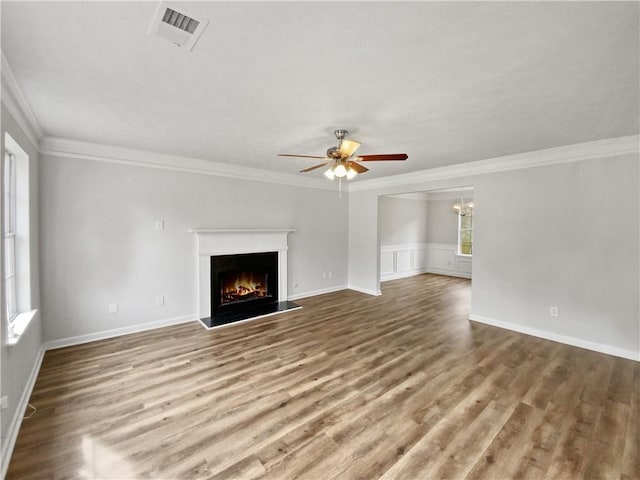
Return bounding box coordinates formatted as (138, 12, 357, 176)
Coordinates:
(326, 147, 342, 159)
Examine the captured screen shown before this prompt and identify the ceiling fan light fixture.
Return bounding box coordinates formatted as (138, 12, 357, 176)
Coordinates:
(324, 167, 336, 180)
(333, 164, 347, 178)
(345, 166, 358, 180)
(339, 139, 361, 158)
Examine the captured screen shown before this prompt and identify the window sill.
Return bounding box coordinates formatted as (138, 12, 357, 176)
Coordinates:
(456, 253, 473, 258)
(7, 309, 37, 346)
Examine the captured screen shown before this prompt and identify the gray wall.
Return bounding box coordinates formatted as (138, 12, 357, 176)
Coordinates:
(40, 154, 349, 342)
(1, 104, 42, 449)
(426, 198, 459, 244)
(379, 196, 429, 246)
(349, 153, 639, 356)
(472, 156, 639, 353)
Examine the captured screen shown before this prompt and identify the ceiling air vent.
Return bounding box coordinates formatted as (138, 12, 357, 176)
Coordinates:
(149, 2, 209, 51)
(162, 8, 200, 34)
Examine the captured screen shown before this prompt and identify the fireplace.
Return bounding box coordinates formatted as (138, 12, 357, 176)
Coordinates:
(211, 252, 278, 316)
(190, 228, 300, 329)
(220, 271, 269, 305)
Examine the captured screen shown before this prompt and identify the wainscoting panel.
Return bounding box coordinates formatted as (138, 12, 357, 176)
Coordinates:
(426, 243, 472, 279)
(380, 244, 427, 281)
(380, 251, 395, 276)
(396, 250, 412, 272)
(381, 243, 471, 281)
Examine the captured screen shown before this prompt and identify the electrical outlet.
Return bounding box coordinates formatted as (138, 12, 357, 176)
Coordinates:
(328, 271, 333, 279)
(322, 272, 326, 279)
(155, 295, 165, 306)
(550, 306, 559, 317)
(108, 303, 118, 314)
(155, 220, 164, 231)
(0, 396, 8, 409)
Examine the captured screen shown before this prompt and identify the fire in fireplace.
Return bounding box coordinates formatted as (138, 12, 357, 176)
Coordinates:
(210, 252, 279, 319)
(220, 271, 270, 305)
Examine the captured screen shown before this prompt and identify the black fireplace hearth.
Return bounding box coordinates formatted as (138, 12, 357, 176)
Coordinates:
(200, 251, 299, 328)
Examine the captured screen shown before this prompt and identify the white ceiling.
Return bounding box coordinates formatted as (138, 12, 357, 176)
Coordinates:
(2, 1, 638, 180)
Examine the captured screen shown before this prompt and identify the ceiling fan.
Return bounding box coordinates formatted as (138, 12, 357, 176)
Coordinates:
(278, 129, 408, 180)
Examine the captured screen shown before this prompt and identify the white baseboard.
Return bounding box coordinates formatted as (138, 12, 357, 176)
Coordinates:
(381, 268, 427, 282)
(288, 285, 347, 301)
(427, 268, 472, 279)
(1, 345, 45, 479)
(45, 314, 198, 350)
(347, 285, 382, 296)
(468, 314, 639, 362)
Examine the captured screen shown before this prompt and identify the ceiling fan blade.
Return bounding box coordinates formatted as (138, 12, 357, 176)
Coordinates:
(358, 154, 408, 161)
(348, 161, 369, 173)
(339, 139, 361, 158)
(278, 154, 326, 159)
(300, 162, 331, 173)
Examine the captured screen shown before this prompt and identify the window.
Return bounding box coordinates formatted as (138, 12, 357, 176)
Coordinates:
(4, 150, 17, 322)
(3, 133, 34, 344)
(458, 211, 473, 255)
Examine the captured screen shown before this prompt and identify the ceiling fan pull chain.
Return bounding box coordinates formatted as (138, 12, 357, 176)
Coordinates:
(339, 177, 342, 198)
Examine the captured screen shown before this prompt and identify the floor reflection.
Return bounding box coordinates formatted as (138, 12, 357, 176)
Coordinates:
(79, 435, 138, 479)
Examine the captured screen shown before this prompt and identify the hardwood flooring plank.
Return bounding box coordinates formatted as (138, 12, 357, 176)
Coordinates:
(7, 274, 639, 480)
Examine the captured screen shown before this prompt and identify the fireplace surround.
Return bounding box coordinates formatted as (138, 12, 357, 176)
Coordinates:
(212, 251, 277, 313)
(190, 229, 300, 328)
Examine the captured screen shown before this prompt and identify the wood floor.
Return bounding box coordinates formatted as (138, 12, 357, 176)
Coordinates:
(8, 274, 640, 479)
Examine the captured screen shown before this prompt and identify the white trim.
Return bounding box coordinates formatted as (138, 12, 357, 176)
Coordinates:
(380, 243, 427, 253)
(381, 268, 428, 282)
(427, 268, 472, 279)
(40, 137, 336, 191)
(45, 314, 197, 350)
(347, 285, 382, 296)
(6, 309, 38, 346)
(468, 314, 639, 362)
(1, 52, 44, 147)
(189, 228, 295, 234)
(1, 345, 45, 479)
(349, 135, 640, 192)
(288, 284, 347, 301)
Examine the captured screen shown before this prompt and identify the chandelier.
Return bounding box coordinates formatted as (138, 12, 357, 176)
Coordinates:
(451, 194, 474, 216)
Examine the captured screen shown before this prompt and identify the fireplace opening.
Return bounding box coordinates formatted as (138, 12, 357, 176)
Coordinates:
(220, 270, 271, 305)
(211, 252, 279, 317)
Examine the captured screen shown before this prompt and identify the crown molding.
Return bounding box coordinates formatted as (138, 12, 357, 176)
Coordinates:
(40, 136, 337, 190)
(349, 135, 640, 192)
(1, 52, 44, 147)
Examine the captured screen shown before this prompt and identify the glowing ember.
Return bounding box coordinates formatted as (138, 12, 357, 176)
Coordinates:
(221, 271, 268, 304)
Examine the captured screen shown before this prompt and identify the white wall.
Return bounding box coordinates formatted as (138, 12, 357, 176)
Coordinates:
(40, 154, 349, 342)
(379, 196, 429, 246)
(348, 153, 639, 359)
(348, 189, 381, 295)
(471, 155, 639, 356)
(1, 104, 42, 456)
(426, 198, 460, 245)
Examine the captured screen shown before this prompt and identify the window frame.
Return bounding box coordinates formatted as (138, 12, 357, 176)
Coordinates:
(457, 211, 473, 256)
(3, 133, 36, 345)
(4, 150, 18, 323)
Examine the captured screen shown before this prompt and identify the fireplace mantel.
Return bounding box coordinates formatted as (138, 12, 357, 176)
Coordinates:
(190, 229, 295, 320)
